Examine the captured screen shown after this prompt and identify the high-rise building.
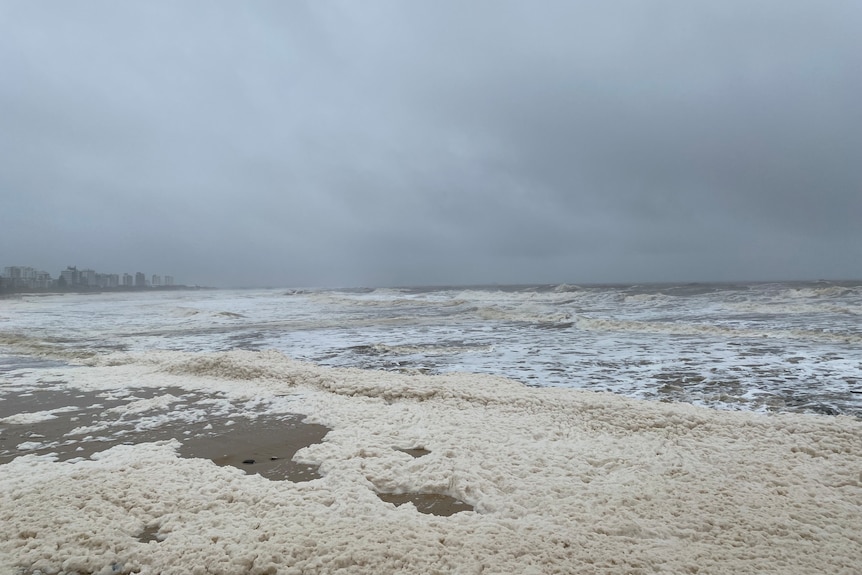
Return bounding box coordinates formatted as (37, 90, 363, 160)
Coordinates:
(34, 271, 53, 289)
(3, 266, 25, 280)
(164, 275, 175, 286)
(123, 273, 133, 287)
(0, 267, 54, 290)
(1, 267, 54, 290)
(81, 269, 97, 287)
(151, 274, 161, 287)
(135, 272, 146, 287)
(60, 266, 81, 288)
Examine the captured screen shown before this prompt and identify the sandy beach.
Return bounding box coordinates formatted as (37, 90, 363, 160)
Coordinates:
(2, 349, 861, 574)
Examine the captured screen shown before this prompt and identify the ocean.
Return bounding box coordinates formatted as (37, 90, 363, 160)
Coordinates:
(1, 282, 861, 573)
(3, 281, 861, 416)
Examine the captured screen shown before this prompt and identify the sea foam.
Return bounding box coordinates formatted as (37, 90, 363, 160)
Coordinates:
(1, 349, 860, 574)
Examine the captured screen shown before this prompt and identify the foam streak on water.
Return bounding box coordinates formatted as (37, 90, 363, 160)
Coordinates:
(1, 281, 860, 417)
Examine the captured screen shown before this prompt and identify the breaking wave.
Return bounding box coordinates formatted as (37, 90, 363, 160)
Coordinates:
(474, 306, 573, 325)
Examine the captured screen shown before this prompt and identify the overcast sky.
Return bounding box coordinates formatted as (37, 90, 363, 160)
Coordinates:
(1, 1, 860, 287)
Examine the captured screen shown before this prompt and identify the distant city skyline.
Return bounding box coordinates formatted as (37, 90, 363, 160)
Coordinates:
(1, 264, 177, 292)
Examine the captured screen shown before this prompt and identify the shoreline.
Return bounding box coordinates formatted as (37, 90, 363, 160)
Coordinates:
(0, 285, 214, 298)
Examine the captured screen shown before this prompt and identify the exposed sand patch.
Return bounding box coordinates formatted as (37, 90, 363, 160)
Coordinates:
(0, 385, 329, 482)
(377, 492, 473, 515)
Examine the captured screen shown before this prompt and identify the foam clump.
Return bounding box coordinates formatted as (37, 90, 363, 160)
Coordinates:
(2, 349, 861, 574)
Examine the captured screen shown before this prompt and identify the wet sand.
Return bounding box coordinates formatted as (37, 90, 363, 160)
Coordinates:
(377, 492, 473, 515)
(178, 411, 329, 482)
(381, 446, 473, 515)
(0, 382, 472, 513)
(0, 385, 328, 482)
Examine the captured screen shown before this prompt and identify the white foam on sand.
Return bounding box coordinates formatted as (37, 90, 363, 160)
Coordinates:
(0, 406, 78, 425)
(105, 394, 182, 416)
(1, 349, 861, 574)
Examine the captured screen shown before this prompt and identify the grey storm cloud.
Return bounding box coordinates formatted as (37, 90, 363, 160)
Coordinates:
(1, 1, 860, 287)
